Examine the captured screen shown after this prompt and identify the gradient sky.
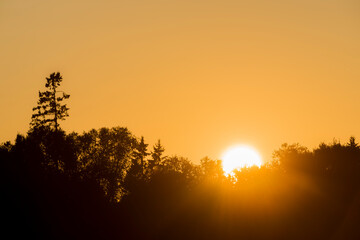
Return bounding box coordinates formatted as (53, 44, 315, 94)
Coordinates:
(1, 0, 360, 162)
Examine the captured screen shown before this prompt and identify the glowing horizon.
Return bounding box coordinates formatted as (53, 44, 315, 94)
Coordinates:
(1, 0, 360, 163)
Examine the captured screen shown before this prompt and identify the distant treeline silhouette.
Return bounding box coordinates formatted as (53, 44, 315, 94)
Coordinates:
(1, 73, 360, 239)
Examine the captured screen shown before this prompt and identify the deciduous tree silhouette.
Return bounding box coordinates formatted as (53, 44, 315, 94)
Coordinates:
(31, 72, 70, 130)
(72, 127, 136, 202)
(200, 156, 224, 180)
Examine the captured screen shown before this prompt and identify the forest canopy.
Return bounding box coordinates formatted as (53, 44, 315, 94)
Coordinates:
(1, 73, 360, 239)
(2, 126, 360, 239)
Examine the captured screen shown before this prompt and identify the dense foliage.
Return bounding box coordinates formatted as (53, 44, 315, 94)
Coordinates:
(2, 73, 360, 239)
(1, 128, 360, 239)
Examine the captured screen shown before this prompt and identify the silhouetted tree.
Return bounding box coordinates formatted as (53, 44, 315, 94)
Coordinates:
(161, 155, 200, 182)
(272, 143, 312, 173)
(200, 156, 224, 178)
(133, 136, 149, 175)
(31, 72, 70, 130)
(73, 127, 136, 202)
(347, 136, 358, 148)
(123, 137, 150, 195)
(149, 139, 165, 171)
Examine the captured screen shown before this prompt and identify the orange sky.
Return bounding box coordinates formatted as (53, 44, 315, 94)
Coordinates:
(1, 0, 360, 162)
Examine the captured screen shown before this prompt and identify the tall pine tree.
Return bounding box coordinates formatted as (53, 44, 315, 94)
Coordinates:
(31, 72, 70, 130)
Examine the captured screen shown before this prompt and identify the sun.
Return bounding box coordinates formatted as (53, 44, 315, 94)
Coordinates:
(221, 145, 263, 175)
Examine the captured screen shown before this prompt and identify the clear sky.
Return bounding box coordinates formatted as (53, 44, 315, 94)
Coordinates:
(1, 0, 360, 162)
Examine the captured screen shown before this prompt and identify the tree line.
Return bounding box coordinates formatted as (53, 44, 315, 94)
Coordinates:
(1, 73, 360, 239)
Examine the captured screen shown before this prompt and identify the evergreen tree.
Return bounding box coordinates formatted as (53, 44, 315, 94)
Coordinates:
(347, 136, 359, 148)
(31, 72, 70, 130)
(133, 136, 149, 175)
(149, 139, 165, 169)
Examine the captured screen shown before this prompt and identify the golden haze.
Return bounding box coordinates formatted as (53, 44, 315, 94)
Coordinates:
(1, 0, 360, 162)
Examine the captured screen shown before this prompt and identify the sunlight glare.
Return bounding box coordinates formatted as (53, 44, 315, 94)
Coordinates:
(222, 145, 262, 175)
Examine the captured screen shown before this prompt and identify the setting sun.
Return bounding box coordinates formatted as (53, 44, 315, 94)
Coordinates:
(2, 1, 360, 238)
(222, 145, 262, 174)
